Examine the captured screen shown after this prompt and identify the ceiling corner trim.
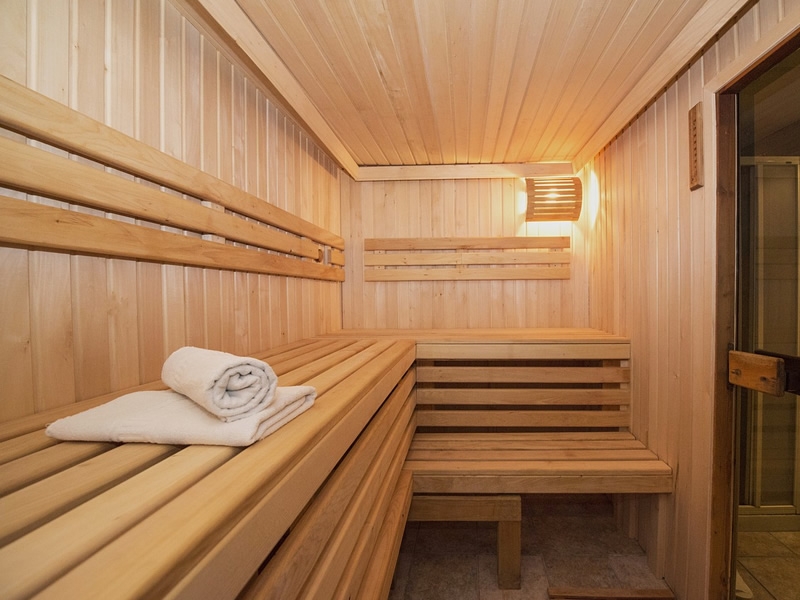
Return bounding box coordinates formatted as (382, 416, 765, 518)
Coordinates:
(570, 0, 752, 171)
(355, 162, 574, 182)
(194, 0, 360, 179)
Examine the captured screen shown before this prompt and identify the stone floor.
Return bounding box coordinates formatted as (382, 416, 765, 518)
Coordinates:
(389, 494, 671, 600)
(737, 531, 800, 600)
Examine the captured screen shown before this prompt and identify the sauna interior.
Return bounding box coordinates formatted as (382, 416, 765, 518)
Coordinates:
(1, 1, 799, 599)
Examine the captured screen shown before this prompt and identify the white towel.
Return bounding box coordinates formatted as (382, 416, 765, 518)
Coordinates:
(161, 347, 278, 422)
(45, 387, 316, 446)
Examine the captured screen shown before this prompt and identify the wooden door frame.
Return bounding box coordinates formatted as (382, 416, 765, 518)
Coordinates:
(709, 30, 800, 600)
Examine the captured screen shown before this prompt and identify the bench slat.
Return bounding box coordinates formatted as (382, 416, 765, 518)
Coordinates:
(327, 421, 415, 600)
(416, 343, 630, 360)
(0, 441, 116, 496)
(237, 369, 416, 600)
(413, 431, 637, 443)
(416, 365, 630, 384)
(35, 341, 415, 600)
(411, 436, 646, 452)
(409, 459, 672, 477)
(0, 445, 239, 600)
(165, 344, 416, 600)
(412, 474, 674, 495)
(0, 444, 178, 546)
(415, 409, 629, 429)
(407, 449, 660, 462)
(0, 431, 60, 466)
(356, 469, 413, 600)
(409, 495, 521, 522)
(416, 388, 630, 406)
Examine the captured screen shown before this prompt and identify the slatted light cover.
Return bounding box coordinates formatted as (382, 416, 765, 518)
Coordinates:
(525, 177, 583, 222)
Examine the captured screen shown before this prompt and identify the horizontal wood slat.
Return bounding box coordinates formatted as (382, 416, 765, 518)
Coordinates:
(411, 474, 674, 495)
(366, 265, 570, 282)
(416, 365, 630, 384)
(416, 342, 630, 360)
(415, 409, 630, 429)
(364, 251, 570, 266)
(365, 237, 570, 251)
(407, 448, 656, 462)
(0, 136, 320, 260)
(547, 587, 675, 599)
(416, 388, 630, 406)
(410, 434, 646, 452)
(408, 494, 521, 522)
(0, 75, 344, 249)
(0, 195, 344, 282)
(364, 236, 570, 281)
(0, 444, 178, 547)
(410, 459, 673, 477)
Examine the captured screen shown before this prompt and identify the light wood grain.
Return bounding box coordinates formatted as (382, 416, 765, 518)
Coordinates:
(0, 443, 178, 546)
(237, 369, 415, 600)
(0, 195, 342, 282)
(0, 75, 344, 249)
(0, 136, 321, 259)
(0, 2, 346, 423)
(355, 469, 413, 600)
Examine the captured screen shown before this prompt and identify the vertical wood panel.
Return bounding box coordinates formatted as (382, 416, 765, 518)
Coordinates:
(0, 0, 343, 421)
(583, 2, 796, 597)
(341, 176, 591, 329)
(0, 248, 34, 421)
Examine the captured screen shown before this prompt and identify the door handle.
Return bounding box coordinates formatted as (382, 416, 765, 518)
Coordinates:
(756, 350, 800, 395)
(729, 351, 786, 395)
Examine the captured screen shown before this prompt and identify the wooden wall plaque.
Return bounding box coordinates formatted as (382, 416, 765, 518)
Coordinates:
(689, 102, 704, 190)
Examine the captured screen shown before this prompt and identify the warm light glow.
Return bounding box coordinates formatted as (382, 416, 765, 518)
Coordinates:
(587, 169, 600, 229)
(525, 177, 582, 221)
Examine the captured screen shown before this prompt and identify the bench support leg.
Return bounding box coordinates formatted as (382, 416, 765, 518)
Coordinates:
(408, 494, 522, 590)
(497, 519, 521, 589)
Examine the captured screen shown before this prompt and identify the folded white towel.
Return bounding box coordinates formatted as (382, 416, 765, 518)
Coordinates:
(45, 387, 315, 446)
(161, 347, 278, 422)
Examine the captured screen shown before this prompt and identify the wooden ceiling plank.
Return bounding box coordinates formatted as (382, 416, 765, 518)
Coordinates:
(193, 0, 360, 177)
(505, 0, 608, 161)
(571, 0, 751, 170)
(350, 0, 429, 164)
(443, 0, 474, 164)
(533, 0, 660, 160)
(479, 0, 529, 164)
(413, 0, 456, 164)
(466, 0, 499, 164)
(384, 0, 442, 165)
(238, 0, 387, 166)
(547, 0, 702, 160)
(295, 0, 411, 165)
(490, 0, 566, 163)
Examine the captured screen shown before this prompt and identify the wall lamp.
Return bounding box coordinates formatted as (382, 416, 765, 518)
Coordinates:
(525, 176, 583, 222)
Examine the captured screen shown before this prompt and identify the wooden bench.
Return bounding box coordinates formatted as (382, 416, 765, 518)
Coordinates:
(328, 329, 674, 590)
(0, 337, 415, 599)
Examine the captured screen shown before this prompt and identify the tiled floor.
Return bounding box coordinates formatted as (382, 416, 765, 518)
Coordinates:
(390, 494, 671, 600)
(737, 531, 800, 600)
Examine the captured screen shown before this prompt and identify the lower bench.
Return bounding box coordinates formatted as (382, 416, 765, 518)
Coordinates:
(0, 337, 415, 600)
(401, 335, 674, 590)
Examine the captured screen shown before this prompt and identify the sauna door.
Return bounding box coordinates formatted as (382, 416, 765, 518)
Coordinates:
(727, 43, 800, 599)
(736, 157, 800, 531)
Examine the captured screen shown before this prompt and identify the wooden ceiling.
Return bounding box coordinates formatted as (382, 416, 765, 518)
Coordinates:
(196, 0, 750, 179)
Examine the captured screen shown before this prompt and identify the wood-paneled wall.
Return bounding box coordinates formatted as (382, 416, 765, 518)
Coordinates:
(0, 0, 342, 423)
(583, 0, 799, 597)
(340, 177, 590, 329)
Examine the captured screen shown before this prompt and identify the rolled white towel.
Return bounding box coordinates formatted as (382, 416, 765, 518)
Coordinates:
(45, 386, 316, 446)
(161, 347, 278, 422)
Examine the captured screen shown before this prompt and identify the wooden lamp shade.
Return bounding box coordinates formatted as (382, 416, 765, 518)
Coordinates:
(525, 177, 583, 222)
